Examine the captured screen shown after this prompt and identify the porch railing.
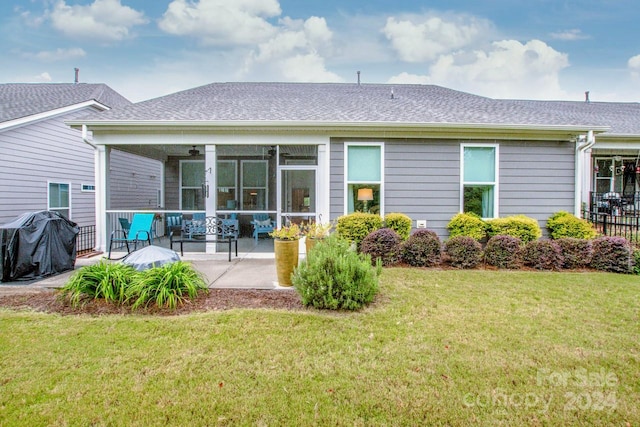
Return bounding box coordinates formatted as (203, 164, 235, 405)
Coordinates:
(588, 191, 640, 216)
(76, 225, 96, 256)
(582, 208, 640, 243)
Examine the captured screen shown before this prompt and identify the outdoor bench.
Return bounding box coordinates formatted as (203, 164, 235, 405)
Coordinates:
(169, 216, 238, 261)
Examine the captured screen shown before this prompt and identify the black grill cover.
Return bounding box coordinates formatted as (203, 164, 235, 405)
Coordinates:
(0, 211, 79, 282)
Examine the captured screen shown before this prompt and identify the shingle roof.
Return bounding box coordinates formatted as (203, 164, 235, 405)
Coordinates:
(502, 99, 640, 136)
(0, 83, 131, 123)
(73, 82, 607, 129)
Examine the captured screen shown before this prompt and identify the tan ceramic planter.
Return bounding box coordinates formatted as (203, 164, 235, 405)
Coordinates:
(274, 239, 299, 286)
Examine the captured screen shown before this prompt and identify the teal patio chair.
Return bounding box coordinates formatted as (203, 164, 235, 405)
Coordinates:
(108, 213, 155, 259)
(251, 213, 275, 241)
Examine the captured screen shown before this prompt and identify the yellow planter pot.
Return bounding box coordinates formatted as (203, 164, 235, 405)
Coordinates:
(274, 239, 299, 287)
(304, 237, 324, 255)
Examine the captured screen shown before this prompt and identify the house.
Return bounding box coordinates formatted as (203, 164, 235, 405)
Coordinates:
(0, 83, 164, 250)
(67, 82, 615, 254)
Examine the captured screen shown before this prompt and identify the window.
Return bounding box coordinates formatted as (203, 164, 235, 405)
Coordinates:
(241, 160, 268, 210)
(217, 160, 237, 210)
(81, 184, 95, 192)
(461, 144, 498, 218)
(180, 160, 205, 210)
(345, 143, 383, 214)
(49, 182, 70, 218)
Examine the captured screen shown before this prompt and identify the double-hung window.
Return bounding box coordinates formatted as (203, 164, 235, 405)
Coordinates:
(461, 144, 498, 218)
(48, 182, 70, 219)
(345, 143, 383, 214)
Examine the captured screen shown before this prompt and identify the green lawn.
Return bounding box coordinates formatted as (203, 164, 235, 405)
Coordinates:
(1, 269, 638, 426)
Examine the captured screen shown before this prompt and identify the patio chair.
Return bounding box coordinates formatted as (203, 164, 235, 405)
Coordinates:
(165, 212, 183, 235)
(108, 213, 155, 259)
(251, 213, 275, 241)
(118, 217, 131, 238)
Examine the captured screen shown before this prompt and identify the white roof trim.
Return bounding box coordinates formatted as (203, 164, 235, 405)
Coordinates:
(1, 100, 110, 131)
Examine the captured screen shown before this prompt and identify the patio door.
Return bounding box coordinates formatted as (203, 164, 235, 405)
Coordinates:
(279, 168, 316, 225)
(180, 160, 205, 210)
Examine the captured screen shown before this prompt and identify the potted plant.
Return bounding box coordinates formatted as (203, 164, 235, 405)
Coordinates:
(302, 221, 333, 254)
(270, 223, 302, 286)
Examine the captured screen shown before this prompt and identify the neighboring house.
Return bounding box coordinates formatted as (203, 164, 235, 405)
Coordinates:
(68, 82, 621, 253)
(0, 83, 163, 235)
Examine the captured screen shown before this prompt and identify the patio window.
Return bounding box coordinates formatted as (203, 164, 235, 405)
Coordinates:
(48, 182, 70, 219)
(346, 143, 383, 214)
(180, 160, 205, 210)
(461, 144, 498, 218)
(241, 160, 268, 210)
(217, 160, 237, 210)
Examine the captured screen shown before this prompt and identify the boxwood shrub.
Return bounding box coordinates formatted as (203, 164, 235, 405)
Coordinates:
(484, 235, 523, 269)
(547, 211, 597, 240)
(486, 215, 542, 243)
(292, 234, 381, 310)
(443, 236, 483, 269)
(336, 212, 383, 249)
(522, 239, 564, 270)
(384, 212, 412, 240)
(359, 228, 402, 266)
(401, 229, 442, 267)
(555, 238, 593, 269)
(446, 212, 487, 241)
(590, 236, 633, 273)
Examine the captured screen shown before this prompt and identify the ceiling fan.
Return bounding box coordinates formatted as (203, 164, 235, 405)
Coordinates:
(188, 145, 200, 156)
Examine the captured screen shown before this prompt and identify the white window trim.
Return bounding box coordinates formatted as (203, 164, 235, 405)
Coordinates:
(460, 143, 499, 219)
(344, 142, 385, 216)
(240, 160, 269, 211)
(179, 160, 205, 210)
(48, 181, 72, 219)
(81, 183, 95, 192)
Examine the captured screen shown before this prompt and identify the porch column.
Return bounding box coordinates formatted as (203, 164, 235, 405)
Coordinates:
(317, 142, 331, 223)
(95, 145, 110, 253)
(205, 145, 217, 254)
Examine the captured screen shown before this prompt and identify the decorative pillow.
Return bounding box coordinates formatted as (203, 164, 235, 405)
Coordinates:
(256, 219, 272, 227)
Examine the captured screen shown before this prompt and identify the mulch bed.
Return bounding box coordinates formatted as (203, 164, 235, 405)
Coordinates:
(0, 288, 305, 316)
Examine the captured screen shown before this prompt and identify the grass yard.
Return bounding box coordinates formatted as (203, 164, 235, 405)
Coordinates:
(0, 269, 638, 426)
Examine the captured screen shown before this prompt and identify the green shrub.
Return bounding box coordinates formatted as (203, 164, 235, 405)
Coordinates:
(61, 261, 138, 306)
(401, 229, 442, 267)
(484, 235, 523, 269)
(127, 261, 208, 309)
(446, 212, 487, 241)
(633, 249, 640, 275)
(522, 240, 564, 270)
(359, 228, 402, 266)
(556, 238, 593, 269)
(486, 215, 542, 243)
(292, 234, 381, 310)
(384, 212, 412, 240)
(336, 212, 383, 249)
(590, 237, 633, 274)
(547, 211, 597, 239)
(443, 236, 483, 269)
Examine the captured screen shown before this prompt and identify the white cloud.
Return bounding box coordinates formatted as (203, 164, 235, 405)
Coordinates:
(382, 14, 493, 62)
(549, 29, 590, 41)
(50, 0, 147, 42)
(33, 72, 53, 82)
(387, 72, 429, 85)
(628, 54, 640, 78)
(389, 39, 570, 99)
(22, 47, 86, 62)
(241, 16, 341, 82)
(159, 0, 281, 45)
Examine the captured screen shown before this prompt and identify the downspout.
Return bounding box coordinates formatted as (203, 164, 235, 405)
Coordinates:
(81, 124, 97, 148)
(575, 130, 595, 216)
(82, 125, 104, 252)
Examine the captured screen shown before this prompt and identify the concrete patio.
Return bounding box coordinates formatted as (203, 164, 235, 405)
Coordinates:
(0, 237, 300, 295)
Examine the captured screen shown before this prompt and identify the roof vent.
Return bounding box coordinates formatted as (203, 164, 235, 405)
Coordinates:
(585, 91, 590, 103)
(391, 87, 394, 100)
(74, 68, 79, 84)
(357, 71, 361, 86)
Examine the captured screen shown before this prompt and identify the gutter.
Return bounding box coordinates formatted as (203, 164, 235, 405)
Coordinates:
(81, 124, 97, 148)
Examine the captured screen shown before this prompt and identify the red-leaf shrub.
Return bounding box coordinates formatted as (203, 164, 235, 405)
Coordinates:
(484, 235, 523, 269)
(401, 229, 442, 267)
(359, 228, 402, 266)
(522, 239, 564, 270)
(555, 238, 593, 269)
(590, 237, 633, 273)
(443, 236, 483, 269)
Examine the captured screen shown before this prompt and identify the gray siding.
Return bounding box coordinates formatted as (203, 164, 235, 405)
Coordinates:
(330, 138, 575, 238)
(109, 149, 163, 210)
(0, 108, 97, 226)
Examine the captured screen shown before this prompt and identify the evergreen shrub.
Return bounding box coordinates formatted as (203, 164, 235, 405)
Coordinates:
(443, 236, 483, 269)
(360, 228, 402, 266)
(556, 238, 593, 269)
(292, 234, 381, 310)
(446, 212, 487, 241)
(547, 211, 597, 239)
(336, 212, 383, 249)
(522, 239, 564, 270)
(384, 212, 412, 240)
(486, 215, 542, 243)
(484, 235, 523, 269)
(590, 236, 633, 273)
(401, 229, 442, 267)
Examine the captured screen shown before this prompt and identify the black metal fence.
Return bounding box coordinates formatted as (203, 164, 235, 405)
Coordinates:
(582, 209, 640, 243)
(589, 191, 640, 216)
(76, 225, 96, 255)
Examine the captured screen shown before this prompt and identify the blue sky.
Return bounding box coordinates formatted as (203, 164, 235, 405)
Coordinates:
(2, 0, 640, 103)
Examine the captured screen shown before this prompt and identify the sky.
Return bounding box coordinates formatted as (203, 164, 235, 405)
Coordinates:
(2, 0, 640, 103)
